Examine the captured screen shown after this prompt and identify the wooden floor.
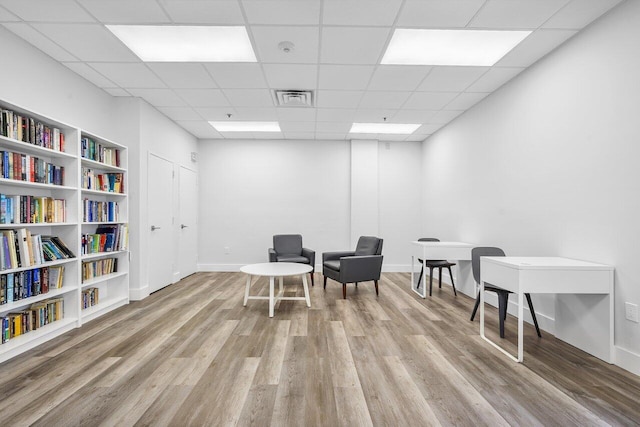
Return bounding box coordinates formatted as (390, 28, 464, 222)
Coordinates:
(1, 272, 639, 426)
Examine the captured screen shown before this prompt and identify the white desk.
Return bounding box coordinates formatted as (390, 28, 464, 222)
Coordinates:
(241, 262, 312, 317)
(480, 257, 614, 363)
(410, 241, 475, 298)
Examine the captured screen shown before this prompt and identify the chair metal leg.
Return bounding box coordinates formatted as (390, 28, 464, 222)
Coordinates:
(416, 266, 424, 289)
(438, 267, 443, 288)
(429, 267, 434, 296)
(470, 291, 481, 321)
(448, 266, 457, 296)
(374, 280, 379, 296)
(525, 293, 542, 337)
(342, 283, 347, 299)
(498, 292, 509, 338)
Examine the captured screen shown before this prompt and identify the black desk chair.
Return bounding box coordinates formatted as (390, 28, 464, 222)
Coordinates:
(470, 247, 541, 338)
(416, 238, 457, 296)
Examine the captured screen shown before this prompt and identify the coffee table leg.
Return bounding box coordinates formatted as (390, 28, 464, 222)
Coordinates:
(302, 274, 311, 307)
(243, 275, 251, 306)
(279, 276, 284, 295)
(269, 276, 275, 318)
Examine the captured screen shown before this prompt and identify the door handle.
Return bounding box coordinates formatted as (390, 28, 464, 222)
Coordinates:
(151, 225, 161, 231)
(181, 224, 188, 229)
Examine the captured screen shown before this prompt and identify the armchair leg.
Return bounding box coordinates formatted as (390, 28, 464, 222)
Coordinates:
(310, 272, 314, 287)
(323, 275, 327, 289)
(448, 266, 457, 296)
(355, 282, 358, 288)
(342, 283, 347, 299)
(374, 280, 379, 296)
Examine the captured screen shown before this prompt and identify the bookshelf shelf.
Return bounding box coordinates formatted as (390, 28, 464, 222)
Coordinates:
(1, 99, 129, 363)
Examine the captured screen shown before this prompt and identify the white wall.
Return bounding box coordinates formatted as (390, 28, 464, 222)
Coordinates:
(197, 139, 421, 271)
(421, 0, 640, 374)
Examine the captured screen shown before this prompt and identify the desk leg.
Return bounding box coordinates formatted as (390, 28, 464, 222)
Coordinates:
(410, 255, 426, 298)
(269, 276, 275, 318)
(243, 275, 251, 306)
(302, 274, 311, 307)
(479, 280, 520, 363)
(517, 292, 524, 362)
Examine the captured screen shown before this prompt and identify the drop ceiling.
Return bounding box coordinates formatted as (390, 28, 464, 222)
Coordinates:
(0, 0, 623, 141)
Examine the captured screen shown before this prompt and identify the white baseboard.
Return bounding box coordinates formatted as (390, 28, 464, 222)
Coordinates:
(129, 284, 149, 301)
(198, 263, 243, 272)
(615, 346, 640, 376)
(382, 264, 413, 272)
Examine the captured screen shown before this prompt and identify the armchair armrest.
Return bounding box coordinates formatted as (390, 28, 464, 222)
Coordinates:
(323, 251, 355, 263)
(339, 255, 383, 283)
(302, 247, 315, 270)
(268, 248, 277, 262)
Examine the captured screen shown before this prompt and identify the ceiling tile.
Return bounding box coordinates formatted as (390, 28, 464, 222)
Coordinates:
(320, 27, 390, 64)
(242, 0, 321, 25)
(218, 131, 254, 139)
(157, 106, 201, 121)
(103, 88, 130, 97)
(63, 62, 116, 88)
(283, 132, 316, 140)
(380, 134, 410, 141)
(262, 64, 318, 89)
(127, 88, 186, 107)
(323, 0, 402, 26)
(253, 132, 284, 140)
(194, 107, 236, 120)
(444, 92, 489, 110)
(89, 63, 165, 88)
(390, 110, 437, 123)
(32, 23, 139, 62)
(223, 89, 274, 107)
(2, 23, 78, 62)
(415, 124, 444, 135)
(204, 63, 267, 89)
(397, 0, 485, 27)
(429, 110, 463, 124)
(316, 90, 363, 108)
(77, 0, 170, 23)
(316, 108, 356, 122)
(147, 63, 216, 89)
(251, 26, 319, 64)
(315, 132, 347, 140)
(0, 0, 95, 22)
(470, 0, 570, 29)
(315, 122, 352, 133)
(495, 29, 577, 67)
(403, 92, 459, 110)
(232, 107, 278, 121)
(465, 67, 524, 92)
(418, 66, 489, 92)
(405, 134, 427, 142)
(368, 65, 432, 91)
(542, 0, 622, 29)
(176, 120, 222, 139)
(318, 65, 375, 90)
(161, 0, 244, 24)
(353, 109, 397, 122)
(0, 6, 19, 21)
(359, 91, 411, 109)
(276, 108, 317, 122)
(175, 89, 230, 107)
(279, 121, 316, 132)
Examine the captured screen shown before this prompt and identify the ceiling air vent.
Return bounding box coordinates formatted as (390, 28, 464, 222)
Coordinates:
(273, 90, 314, 107)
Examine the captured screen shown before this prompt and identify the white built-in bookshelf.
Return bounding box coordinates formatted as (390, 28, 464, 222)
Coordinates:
(0, 99, 129, 362)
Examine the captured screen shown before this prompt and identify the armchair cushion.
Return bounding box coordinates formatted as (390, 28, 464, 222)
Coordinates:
(277, 254, 309, 263)
(273, 234, 303, 255)
(355, 236, 383, 256)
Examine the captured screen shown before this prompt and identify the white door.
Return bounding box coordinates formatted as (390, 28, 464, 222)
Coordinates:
(148, 153, 174, 293)
(178, 166, 198, 279)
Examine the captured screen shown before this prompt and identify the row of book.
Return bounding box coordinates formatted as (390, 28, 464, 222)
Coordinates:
(1, 229, 75, 270)
(81, 169, 123, 193)
(81, 224, 128, 255)
(1, 298, 64, 344)
(82, 287, 99, 309)
(0, 194, 66, 224)
(82, 258, 117, 282)
(0, 109, 66, 152)
(1, 150, 65, 186)
(81, 137, 120, 167)
(83, 199, 119, 223)
(1, 266, 64, 304)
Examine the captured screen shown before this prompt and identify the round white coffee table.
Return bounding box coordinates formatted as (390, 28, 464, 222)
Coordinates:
(240, 262, 313, 317)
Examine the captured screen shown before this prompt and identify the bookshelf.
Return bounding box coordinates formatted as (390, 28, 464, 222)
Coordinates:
(0, 100, 129, 363)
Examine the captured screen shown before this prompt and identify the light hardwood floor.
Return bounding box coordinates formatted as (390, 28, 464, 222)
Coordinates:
(1, 272, 639, 426)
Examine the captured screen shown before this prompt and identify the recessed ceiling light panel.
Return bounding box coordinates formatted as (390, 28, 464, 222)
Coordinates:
(209, 121, 281, 132)
(106, 25, 257, 62)
(349, 123, 421, 134)
(381, 29, 531, 66)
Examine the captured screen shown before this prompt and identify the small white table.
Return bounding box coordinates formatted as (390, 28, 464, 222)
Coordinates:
(410, 241, 475, 298)
(480, 256, 614, 363)
(241, 262, 312, 318)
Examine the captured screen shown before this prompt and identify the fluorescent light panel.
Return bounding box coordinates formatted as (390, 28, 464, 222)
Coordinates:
(381, 29, 531, 66)
(106, 25, 257, 62)
(349, 123, 421, 134)
(210, 121, 281, 132)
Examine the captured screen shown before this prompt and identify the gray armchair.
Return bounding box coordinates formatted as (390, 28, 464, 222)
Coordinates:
(269, 234, 315, 286)
(322, 236, 383, 299)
